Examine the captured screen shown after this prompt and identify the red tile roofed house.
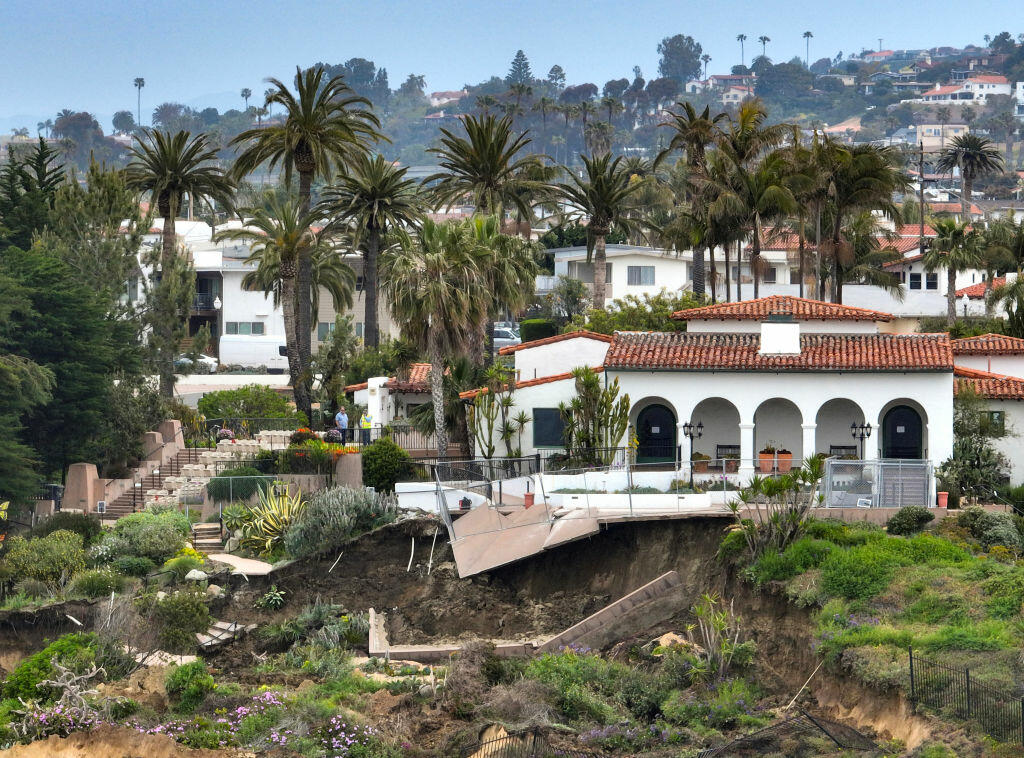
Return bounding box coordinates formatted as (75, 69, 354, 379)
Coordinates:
(342, 363, 438, 431)
(500, 330, 614, 382)
(952, 332, 1024, 378)
(954, 366, 1024, 480)
(670, 295, 893, 334)
(955, 276, 1005, 300)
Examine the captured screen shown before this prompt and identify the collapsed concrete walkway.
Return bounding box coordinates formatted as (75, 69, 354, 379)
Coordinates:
(207, 554, 275, 576)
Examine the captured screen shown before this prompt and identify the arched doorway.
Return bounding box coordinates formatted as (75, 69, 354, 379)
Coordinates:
(636, 404, 677, 463)
(882, 405, 923, 459)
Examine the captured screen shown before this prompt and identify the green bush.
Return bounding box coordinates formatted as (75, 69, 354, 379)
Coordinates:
(29, 512, 102, 546)
(163, 555, 205, 580)
(165, 660, 216, 714)
(69, 568, 126, 598)
(662, 677, 764, 730)
(519, 318, 557, 343)
(112, 555, 156, 577)
(820, 544, 900, 600)
(0, 530, 86, 584)
(206, 466, 274, 502)
(1, 633, 98, 702)
(805, 518, 883, 546)
(197, 383, 305, 423)
(284, 486, 399, 559)
(750, 550, 796, 585)
(956, 505, 987, 534)
(717, 528, 749, 562)
(361, 437, 412, 493)
(886, 506, 935, 536)
(139, 587, 212, 654)
(976, 512, 1022, 550)
(112, 509, 190, 562)
(13, 578, 51, 599)
(750, 538, 832, 585)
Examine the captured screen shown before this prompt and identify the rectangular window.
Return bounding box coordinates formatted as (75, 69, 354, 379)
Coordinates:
(251, 322, 265, 335)
(763, 267, 777, 284)
(909, 273, 922, 290)
(987, 410, 1006, 435)
(317, 322, 334, 341)
(355, 322, 364, 338)
(627, 265, 655, 286)
(237, 322, 252, 335)
(225, 322, 238, 335)
(355, 276, 364, 291)
(926, 273, 938, 290)
(532, 408, 566, 447)
(789, 268, 801, 285)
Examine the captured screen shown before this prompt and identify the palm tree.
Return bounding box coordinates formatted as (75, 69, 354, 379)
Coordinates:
(476, 95, 498, 115)
(424, 114, 537, 218)
(737, 34, 748, 67)
(701, 54, 712, 79)
(264, 88, 276, 119)
(134, 77, 145, 126)
(925, 218, 982, 325)
(834, 211, 905, 304)
(553, 153, 647, 307)
(803, 31, 814, 67)
(758, 35, 771, 57)
(214, 198, 349, 409)
(509, 83, 532, 109)
(319, 153, 422, 348)
(381, 219, 489, 457)
(937, 134, 1004, 221)
(977, 221, 1017, 313)
(241, 88, 252, 111)
(231, 65, 383, 416)
(125, 129, 235, 396)
(532, 96, 557, 150)
(934, 106, 952, 148)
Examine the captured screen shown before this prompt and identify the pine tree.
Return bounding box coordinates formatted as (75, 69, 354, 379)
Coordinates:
(547, 65, 566, 91)
(506, 50, 533, 86)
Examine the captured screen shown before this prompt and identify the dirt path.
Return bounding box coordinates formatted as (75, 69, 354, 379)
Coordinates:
(3, 725, 246, 757)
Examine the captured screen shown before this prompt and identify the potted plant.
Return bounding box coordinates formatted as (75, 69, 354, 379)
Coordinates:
(776, 447, 793, 473)
(758, 443, 777, 473)
(724, 453, 739, 473)
(691, 451, 711, 473)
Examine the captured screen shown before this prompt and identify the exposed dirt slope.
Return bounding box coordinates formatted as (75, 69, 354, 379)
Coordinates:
(2, 725, 245, 757)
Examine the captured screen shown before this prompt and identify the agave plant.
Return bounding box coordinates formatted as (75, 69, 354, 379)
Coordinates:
(241, 486, 306, 556)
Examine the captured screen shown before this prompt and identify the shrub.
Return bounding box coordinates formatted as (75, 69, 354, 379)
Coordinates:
(519, 318, 557, 343)
(284, 486, 399, 560)
(1, 633, 98, 702)
(0, 530, 86, 584)
(197, 383, 305, 423)
(662, 677, 764, 730)
(166, 660, 216, 714)
(805, 518, 883, 546)
(254, 585, 287, 610)
(111, 555, 156, 577)
(112, 509, 190, 562)
(206, 466, 274, 502)
(749, 550, 796, 585)
(886, 506, 935, 536)
(323, 428, 344, 443)
(820, 544, 899, 599)
(221, 503, 250, 531)
(956, 505, 987, 534)
(69, 568, 125, 598)
(163, 555, 205, 580)
(717, 528, 749, 562)
(361, 437, 412, 493)
(289, 427, 317, 444)
(240, 486, 306, 556)
(139, 587, 212, 654)
(29, 512, 102, 546)
(976, 512, 1022, 550)
(13, 578, 51, 599)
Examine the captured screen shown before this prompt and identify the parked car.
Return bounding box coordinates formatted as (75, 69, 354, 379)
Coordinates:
(174, 353, 219, 374)
(493, 326, 521, 353)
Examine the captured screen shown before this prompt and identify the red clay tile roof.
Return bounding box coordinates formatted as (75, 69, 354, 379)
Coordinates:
(928, 202, 983, 216)
(459, 367, 604, 400)
(966, 75, 1009, 84)
(922, 85, 960, 96)
(343, 362, 435, 394)
(671, 295, 894, 322)
(497, 329, 614, 355)
(956, 276, 1005, 299)
(951, 333, 1024, 355)
(954, 365, 1024, 399)
(604, 332, 953, 371)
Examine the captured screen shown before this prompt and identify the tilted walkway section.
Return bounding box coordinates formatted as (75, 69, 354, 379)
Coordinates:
(206, 553, 275, 576)
(197, 619, 256, 650)
(367, 571, 681, 664)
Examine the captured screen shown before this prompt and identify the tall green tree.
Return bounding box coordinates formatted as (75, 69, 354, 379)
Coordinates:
(319, 154, 421, 348)
(381, 219, 488, 457)
(125, 129, 234, 396)
(657, 34, 703, 84)
(553, 153, 647, 308)
(937, 134, 1004, 221)
(231, 65, 383, 416)
(0, 139, 64, 252)
(925, 218, 982, 325)
(506, 50, 533, 86)
(424, 114, 537, 219)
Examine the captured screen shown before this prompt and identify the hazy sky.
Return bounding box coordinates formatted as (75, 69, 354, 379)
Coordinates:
(1, 0, 1020, 129)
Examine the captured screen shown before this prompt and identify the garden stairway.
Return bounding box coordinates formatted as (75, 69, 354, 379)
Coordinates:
(191, 522, 224, 552)
(102, 448, 213, 518)
(196, 620, 256, 650)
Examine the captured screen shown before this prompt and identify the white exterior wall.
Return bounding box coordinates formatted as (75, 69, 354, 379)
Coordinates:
(513, 337, 610, 381)
(217, 270, 288, 369)
(988, 399, 1024, 484)
(487, 377, 578, 457)
(955, 355, 1024, 378)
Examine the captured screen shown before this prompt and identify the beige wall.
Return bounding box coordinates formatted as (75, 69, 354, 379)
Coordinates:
(313, 267, 400, 350)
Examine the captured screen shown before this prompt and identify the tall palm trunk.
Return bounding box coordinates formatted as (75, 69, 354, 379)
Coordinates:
(158, 197, 177, 398)
(961, 176, 972, 222)
(947, 266, 957, 326)
(295, 167, 314, 421)
(592, 234, 608, 308)
(736, 240, 743, 301)
(364, 229, 381, 348)
(692, 245, 705, 297)
(797, 221, 806, 298)
(724, 242, 732, 302)
(280, 273, 303, 405)
(751, 220, 762, 299)
(708, 244, 717, 303)
(429, 334, 448, 458)
(815, 208, 824, 301)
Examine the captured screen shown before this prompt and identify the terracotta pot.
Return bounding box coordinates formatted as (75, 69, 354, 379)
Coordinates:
(693, 460, 709, 473)
(725, 459, 739, 473)
(758, 452, 774, 473)
(776, 452, 793, 473)
(937, 491, 948, 508)
(524, 492, 535, 508)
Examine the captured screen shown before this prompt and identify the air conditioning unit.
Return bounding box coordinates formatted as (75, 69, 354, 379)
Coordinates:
(96, 500, 106, 514)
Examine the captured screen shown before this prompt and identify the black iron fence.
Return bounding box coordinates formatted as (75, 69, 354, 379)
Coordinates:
(909, 647, 1024, 744)
(539, 447, 632, 471)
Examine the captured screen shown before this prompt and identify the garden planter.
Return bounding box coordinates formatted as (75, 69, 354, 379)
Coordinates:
(692, 459, 709, 473)
(724, 459, 739, 473)
(776, 452, 793, 473)
(937, 491, 948, 508)
(758, 452, 775, 473)
(523, 492, 535, 508)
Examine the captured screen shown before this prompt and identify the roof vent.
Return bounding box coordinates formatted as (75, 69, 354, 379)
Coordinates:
(759, 321, 801, 355)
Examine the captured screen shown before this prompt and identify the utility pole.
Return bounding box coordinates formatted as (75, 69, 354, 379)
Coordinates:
(878, 38, 883, 52)
(919, 140, 926, 249)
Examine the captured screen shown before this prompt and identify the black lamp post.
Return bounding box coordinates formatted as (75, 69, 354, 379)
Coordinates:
(683, 421, 704, 488)
(851, 422, 872, 459)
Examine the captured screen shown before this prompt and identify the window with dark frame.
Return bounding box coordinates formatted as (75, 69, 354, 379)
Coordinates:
(926, 273, 938, 290)
(532, 408, 566, 447)
(627, 265, 655, 286)
(909, 272, 922, 289)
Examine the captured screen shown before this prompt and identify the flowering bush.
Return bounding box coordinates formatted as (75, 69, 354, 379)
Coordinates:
(323, 428, 344, 443)
(289, 427, 317, 445)
(216, 428, 235, 441)
(318, 718, 384, 756)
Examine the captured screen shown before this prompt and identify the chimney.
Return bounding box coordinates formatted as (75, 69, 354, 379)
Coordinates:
(759, 317, 801, 355)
